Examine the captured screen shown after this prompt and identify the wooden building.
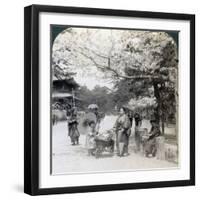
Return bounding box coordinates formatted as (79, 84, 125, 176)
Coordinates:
(52, 76, 80, 112)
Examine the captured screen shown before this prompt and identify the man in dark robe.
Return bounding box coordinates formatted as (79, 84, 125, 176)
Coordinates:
(144, 119, 161, 157)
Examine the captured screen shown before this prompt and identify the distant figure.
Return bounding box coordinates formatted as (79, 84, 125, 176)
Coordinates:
(52, 113, 57, 125)
(128, 110, 134, 127)
(68, 108, 80, 145)
(85, 121, 97, 156)
(144, 118, 161, 157)
(113, 107, 131, 157)
(134, 112, 142, 127)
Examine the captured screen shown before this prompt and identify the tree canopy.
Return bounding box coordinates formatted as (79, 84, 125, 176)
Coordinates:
(52, 27, 178, 134)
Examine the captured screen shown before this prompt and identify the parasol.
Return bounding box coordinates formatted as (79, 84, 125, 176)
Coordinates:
(88, 104, 99, 109)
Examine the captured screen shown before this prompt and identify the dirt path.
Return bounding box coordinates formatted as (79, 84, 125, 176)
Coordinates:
(52, 116, 177, 175)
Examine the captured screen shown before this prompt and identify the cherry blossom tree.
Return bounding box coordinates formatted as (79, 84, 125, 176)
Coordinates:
(52, 28, 178, 134)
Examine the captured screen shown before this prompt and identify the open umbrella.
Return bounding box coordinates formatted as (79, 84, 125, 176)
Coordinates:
(88, 104, 99, 110)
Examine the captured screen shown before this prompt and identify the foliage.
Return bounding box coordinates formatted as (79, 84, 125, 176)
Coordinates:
(52, 28, 178, 133)
(76, 85, 115, 114)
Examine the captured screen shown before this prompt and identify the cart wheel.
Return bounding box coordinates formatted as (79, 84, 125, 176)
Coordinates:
(95, 148, 100, 158)
(110, 144, 114, 153)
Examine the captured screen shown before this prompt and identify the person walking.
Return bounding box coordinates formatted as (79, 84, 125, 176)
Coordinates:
(68, 108, 80, 145)
(128, 110, 134, 127)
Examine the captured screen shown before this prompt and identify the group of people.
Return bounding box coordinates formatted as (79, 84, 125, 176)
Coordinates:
(110, 107, 161, 157)
(67, 106, 161, 158)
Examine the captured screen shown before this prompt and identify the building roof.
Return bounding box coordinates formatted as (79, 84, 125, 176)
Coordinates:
(52, 93, 72, 98)
(52, 92, 81, 101)
(53, 78, 79, 90)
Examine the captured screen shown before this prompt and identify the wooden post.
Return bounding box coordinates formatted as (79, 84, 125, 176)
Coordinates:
(72, 88, 75, 108)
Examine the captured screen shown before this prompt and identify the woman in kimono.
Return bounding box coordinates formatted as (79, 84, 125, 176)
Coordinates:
(68, 108, 80, 145)
(113, 107, 131, 157)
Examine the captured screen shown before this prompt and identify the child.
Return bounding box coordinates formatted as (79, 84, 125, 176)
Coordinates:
(85, 121, 97, 156)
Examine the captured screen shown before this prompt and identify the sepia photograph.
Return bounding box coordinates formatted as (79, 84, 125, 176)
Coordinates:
(51, 26, 179, 175)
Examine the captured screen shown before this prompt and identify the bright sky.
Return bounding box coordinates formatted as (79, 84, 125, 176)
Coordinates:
(53, 28, 119, 90)
(73, 67, 114, 90)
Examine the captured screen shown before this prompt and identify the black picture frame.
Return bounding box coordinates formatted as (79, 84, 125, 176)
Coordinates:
(24, 4, 195, 196)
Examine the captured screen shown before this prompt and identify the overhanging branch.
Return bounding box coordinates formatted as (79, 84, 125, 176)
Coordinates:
(78, 50, 159, 80)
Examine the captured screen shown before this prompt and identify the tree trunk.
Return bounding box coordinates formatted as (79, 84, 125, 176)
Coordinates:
(153, 82, 165, 135)
(161, 116, 165, 135)
(153, 82, 160, 123)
